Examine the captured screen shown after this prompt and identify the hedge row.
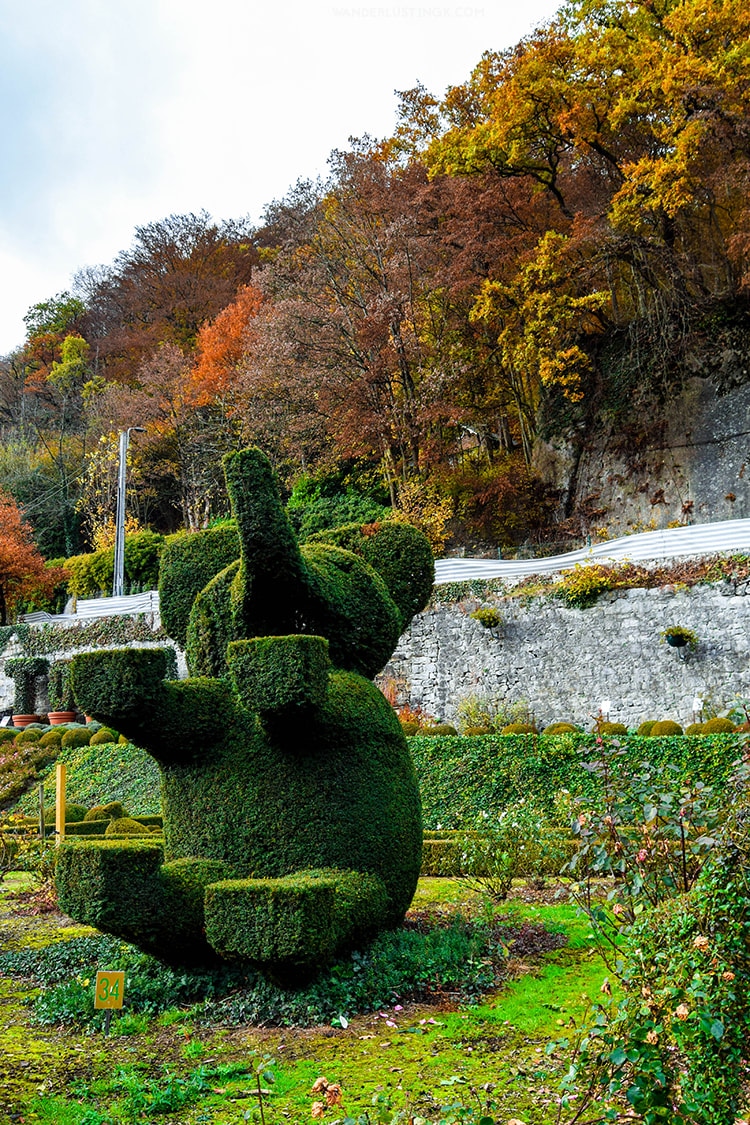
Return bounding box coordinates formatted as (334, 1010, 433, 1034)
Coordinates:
(409, 732, 746, 831)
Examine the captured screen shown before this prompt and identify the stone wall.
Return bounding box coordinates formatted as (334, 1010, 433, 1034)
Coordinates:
(382, 583, 750, 730)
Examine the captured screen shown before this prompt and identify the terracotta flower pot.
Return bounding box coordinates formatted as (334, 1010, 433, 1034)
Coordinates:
(12, 714, 40, 728)
(48, 711, 77, 725)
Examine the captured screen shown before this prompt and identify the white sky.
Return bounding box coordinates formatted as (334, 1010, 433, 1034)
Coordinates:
(0, 0, 563, 356)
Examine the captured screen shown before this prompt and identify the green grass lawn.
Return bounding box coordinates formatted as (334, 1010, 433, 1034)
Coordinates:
(0, 874, 612, 1125)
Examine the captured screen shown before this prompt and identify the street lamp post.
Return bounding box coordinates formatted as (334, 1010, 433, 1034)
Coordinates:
(112, 427, 145, 597)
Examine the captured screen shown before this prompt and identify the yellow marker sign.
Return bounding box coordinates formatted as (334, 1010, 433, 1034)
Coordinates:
(94, 971, 125, 1010)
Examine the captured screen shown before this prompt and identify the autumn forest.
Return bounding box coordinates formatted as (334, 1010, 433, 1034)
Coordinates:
(1, 0, 749, 579)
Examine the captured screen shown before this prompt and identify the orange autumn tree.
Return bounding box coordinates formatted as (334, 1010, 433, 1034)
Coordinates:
(0, 491, 66, 624)
(188, 284, 264, 405)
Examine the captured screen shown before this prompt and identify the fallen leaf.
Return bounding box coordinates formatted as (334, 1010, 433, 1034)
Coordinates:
(311, 1102, 326, 1119)
(311, 1077, 329, 1095)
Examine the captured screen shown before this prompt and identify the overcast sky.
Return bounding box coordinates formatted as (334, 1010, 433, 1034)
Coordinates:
(0, 0, 563, 356)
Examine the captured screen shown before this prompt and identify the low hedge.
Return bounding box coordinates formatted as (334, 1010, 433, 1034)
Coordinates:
(420, 831, 575, 878)
(409, 733, 746, 831)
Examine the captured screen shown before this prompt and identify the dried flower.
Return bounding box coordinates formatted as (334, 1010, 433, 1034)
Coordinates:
(722, 971, 736, 982)
(675, 1004, 690, 1020)
(311, 1102, 326, 1119)
(325, 1084, 343, 1108)
(692, 934, 710, 951)
(646, 1030, 659, 1044)
(311, 1077, 329, 1095)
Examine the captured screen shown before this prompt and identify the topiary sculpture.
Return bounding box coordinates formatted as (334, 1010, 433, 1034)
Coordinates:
(57, 447, 432, 984)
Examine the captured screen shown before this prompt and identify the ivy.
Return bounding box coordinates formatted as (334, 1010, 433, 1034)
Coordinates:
(1, 617, 169, 659)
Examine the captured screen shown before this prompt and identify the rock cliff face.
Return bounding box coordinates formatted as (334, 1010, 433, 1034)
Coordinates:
(383, 583, 750, 730)
(536, 377, 750, 536)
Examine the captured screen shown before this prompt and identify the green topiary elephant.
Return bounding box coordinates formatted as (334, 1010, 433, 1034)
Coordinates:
(56, 448, 433, 984)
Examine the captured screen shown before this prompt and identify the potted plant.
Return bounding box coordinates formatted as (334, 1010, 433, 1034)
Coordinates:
(660, 625, 699, 661)
(47, 659, 77, 724)
(6, 657, 49, 726)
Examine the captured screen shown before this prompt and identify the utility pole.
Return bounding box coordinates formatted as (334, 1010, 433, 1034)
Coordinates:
(112, 427, 144, 597)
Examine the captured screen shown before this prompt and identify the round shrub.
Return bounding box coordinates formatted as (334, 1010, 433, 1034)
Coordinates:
(0, 728, 16, 744)
(420, 723, 458, 736)
(501, 722, 537, 735)
(83, 801, 127, 822)
(685, 722, 705, 735)
(118, 734, 130, 744)
(463, 725, 494, 736)
(650, 720, 684, 736)
(637, 721, 656, 736)
(43, 803, 89, 824)
(701, 717, 736, 734)
(39, 730, 64, 747)
(15, 729, 41, 744)
(105, 817, 151, 837)
(64, 804, 88, 823)
(543, 722, 579, 735)
(61, 729, 92, 749)
(597, 721, 628, 735)
(400, 720, 420, 737)
(89, 727, 118, 745)
(470, 606, 502, 630)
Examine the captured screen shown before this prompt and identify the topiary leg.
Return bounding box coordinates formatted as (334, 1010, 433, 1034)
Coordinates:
(204, 868, 389, 984)
(56, 840, 233, 965)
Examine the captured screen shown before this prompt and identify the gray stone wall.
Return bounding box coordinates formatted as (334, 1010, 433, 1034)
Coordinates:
(382, 584, 750, 729)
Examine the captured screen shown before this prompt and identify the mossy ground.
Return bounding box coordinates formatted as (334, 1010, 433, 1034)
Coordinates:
(0, 875, 609, 1125)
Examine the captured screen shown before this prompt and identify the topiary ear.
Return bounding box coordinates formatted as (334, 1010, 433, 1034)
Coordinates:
(306, 521, 434, 630)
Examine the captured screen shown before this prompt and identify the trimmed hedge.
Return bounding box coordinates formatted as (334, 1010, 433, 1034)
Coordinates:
(5, 656, 49, 714)
(48, 659, 76, 712)
(158, 525, 240, 650)
(205, 868, 389, 982)
(65, 531, 165, 599)
(308, 521, 434, 629)
(409, 733, 746, 830)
